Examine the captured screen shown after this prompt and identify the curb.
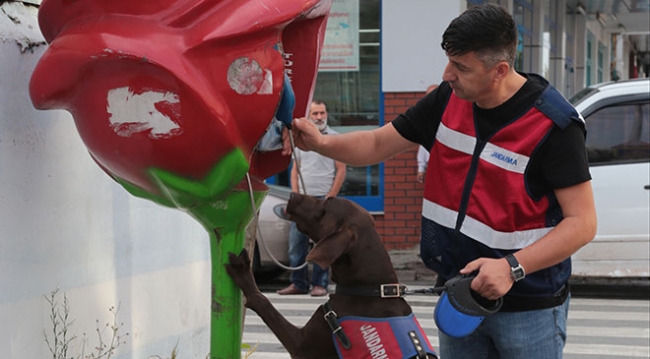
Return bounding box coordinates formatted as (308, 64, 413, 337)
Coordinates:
(388, 247, 438, 285)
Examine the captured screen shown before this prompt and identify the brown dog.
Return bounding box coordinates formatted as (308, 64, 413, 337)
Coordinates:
(226, 193, 437, 359)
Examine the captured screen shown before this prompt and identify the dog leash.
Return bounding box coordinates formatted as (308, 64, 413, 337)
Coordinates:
(288, 128, 308, 195)
(245, 173, 309, 272)
(403, 286, 447, 295)
(243, 125, 311, 272)
(254, 126, 316, 271)
(334, 283, 447, 297)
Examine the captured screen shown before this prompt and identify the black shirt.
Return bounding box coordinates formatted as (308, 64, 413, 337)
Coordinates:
(392, 75, 591, 199)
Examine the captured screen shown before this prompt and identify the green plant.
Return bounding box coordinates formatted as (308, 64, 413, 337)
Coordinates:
(149, 342, 257, 358)
(241, 342, 258, 359)
(46, 288, 257, 359)
(147, 341, 179, 359)
(44, 288, 128, 359)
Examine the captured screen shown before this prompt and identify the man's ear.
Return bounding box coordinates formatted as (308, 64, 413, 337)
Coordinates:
(493, 61, 510, 82)
(306, 228, 355, 269)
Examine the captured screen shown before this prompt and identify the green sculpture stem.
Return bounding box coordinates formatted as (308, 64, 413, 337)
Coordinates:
(190, 189, 266, 359)
(116, 149, 265, 359)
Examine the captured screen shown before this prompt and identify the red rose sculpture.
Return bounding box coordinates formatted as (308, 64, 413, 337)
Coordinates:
(29, 1, 332, 357)
(31, 0, 331, 195)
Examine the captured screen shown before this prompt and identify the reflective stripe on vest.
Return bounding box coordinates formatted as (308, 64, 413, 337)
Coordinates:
(422, 198, 553, 250)
(436, 122, 530, 174)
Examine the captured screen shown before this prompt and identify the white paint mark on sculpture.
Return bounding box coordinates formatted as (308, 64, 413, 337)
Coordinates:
(107, 87, 182, 139)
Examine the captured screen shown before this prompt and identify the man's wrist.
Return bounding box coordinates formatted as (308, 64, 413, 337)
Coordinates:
(505, 254, 526, 282)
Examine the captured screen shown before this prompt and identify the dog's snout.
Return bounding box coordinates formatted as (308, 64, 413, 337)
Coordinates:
(288, 192, 301, 208)
(286, 192, 303, 215)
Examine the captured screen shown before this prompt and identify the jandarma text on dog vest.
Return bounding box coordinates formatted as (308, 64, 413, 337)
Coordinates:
(360, 324, 389, 359)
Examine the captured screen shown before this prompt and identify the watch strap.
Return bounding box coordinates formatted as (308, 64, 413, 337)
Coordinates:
(505, 253, 519, 268)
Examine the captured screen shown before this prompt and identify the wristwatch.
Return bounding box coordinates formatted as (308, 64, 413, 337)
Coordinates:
(505, 254, 526, 282)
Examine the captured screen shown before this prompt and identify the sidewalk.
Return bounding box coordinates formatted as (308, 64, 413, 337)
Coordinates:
(388, 246, 438, 285)
(269, 246, 438, 288)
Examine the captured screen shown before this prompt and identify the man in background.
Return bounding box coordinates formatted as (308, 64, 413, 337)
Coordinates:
(277, 100, 346, 297)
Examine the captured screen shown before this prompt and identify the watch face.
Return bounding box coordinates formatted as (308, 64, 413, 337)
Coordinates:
(512, 267, 525, 281)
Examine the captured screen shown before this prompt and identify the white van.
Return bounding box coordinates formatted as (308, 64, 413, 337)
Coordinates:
(570, 78, 650, 281)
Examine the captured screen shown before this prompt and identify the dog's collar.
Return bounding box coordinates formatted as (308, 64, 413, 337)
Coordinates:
(335, 283, 407, 298)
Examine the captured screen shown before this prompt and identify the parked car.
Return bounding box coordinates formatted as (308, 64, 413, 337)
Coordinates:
(252, 184, 292, 281)
(569, 78, 650, 282)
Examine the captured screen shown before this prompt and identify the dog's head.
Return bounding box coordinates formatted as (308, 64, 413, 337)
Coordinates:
(285, 192, 374, 269)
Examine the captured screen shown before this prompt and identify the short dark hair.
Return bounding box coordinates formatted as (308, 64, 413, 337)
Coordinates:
(311, 99, 328, 108)
(441, 4, 518, 68)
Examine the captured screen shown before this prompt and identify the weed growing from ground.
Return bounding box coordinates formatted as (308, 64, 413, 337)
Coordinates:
(43, 288, 128, 359)
(46, 288, 258, 358)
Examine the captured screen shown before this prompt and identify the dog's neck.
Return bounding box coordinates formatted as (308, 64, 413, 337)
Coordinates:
(330, 245, 399, 286)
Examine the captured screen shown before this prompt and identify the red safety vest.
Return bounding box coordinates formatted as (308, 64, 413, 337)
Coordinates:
(423, 93, 557, 251)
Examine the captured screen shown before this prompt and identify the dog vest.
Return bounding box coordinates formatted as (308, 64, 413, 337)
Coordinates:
(332, 314, 437, 359)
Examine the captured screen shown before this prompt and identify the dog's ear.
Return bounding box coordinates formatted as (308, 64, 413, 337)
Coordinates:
(306, 228, 356, 269)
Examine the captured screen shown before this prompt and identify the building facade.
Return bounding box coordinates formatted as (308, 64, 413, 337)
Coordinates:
(291, 0, 650, 250)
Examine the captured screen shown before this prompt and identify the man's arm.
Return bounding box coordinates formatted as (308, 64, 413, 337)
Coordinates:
(462, 181, 597, 300)
(283, 118, 417, 166)
(326, 161, 346, 198)
(416, 146, 429, 183)
(516, 181, 597, 272)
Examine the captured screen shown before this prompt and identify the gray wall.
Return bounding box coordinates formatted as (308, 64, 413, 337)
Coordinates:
(381, 0, 464, 92)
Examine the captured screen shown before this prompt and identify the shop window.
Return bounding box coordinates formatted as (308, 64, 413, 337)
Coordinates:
(513, 0, 533, 72)
(586, 33, 593, 86)
(565, 15, 576, 96)
(597, 42, 605, 83)
(312, 0, 382, 211)
(266, 0, 381, 211)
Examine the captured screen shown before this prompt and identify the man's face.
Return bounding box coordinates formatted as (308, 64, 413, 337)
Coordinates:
(308, 102, 328, 132)
(442, 52, 499, 106)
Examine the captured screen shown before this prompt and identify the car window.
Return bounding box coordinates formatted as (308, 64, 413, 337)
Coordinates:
(569, 86, 597, 106)
(585, 102, 650, 164)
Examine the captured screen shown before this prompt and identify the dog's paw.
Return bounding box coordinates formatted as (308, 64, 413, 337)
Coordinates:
(225, 249, 257, 292)
(228, 248, 251, 268)
(225, 249, 250, 276)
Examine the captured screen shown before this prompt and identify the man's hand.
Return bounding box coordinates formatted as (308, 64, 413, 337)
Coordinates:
(460, 257, 514, 300)
(281, 127, 292, 156)
(281, 117, 323, 155)
(417, 171, 425, 183)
